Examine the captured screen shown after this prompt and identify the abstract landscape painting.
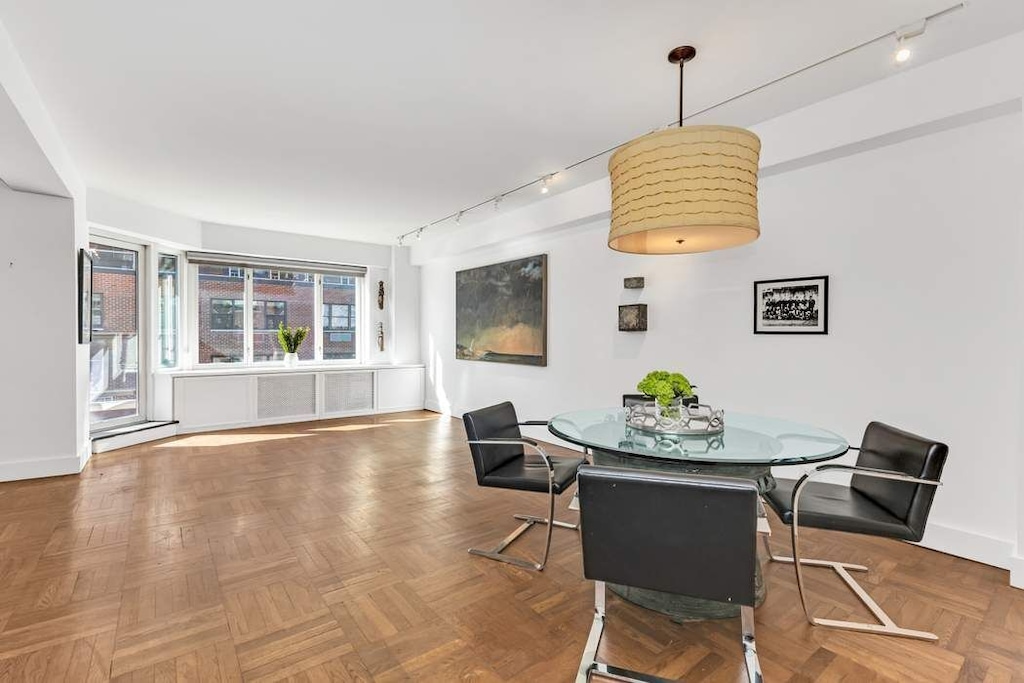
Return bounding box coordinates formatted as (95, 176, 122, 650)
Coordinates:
(456, 254, 547, 366)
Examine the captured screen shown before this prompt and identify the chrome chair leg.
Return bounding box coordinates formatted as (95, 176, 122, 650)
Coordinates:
(741, 605, 763, 683)
(576, 582, 675, 683)
(468, 470, 576, 571)
(786, 489, 938, 641)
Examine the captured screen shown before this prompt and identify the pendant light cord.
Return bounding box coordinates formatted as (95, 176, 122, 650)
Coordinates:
(678, 59, 685, 127)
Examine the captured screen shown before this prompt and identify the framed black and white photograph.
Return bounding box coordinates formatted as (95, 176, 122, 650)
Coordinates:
(78, 248, 93, 344)
(754, 276, 828, 334)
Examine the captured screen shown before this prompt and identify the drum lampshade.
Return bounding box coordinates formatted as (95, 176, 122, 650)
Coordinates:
(608, 125, 761, 254)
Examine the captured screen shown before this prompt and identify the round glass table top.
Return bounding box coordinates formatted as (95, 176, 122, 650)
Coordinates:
(548, 408, 849, 465)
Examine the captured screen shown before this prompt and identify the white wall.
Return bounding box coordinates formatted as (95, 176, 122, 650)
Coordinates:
(201, 221, 392, 268)
(418, 35, 1024, 575)
(88, 189, 202, 248)
(0, 184, 81, 479)
(0, 17, 91, 475)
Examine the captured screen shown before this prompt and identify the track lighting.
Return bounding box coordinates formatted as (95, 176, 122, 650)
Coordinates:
(894, 19, 926, 65)
(393, 2, 963, 247)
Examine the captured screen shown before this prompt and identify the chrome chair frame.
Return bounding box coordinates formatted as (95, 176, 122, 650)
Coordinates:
(576, 580, 762, 683)
(764, 459, 942, 641)
(465, 436, 579, 571)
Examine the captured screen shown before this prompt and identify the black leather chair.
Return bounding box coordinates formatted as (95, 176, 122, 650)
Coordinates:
(762, 421, 948, 640)
(463, 402, 585, 571)
(576, 465, 763, 683)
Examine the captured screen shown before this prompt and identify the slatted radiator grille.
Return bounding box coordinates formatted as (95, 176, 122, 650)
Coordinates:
(324, 371, 374, 414)
(256, 373, 317, 420)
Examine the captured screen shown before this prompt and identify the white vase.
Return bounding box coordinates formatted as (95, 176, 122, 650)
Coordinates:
(283, 352, 299, 368)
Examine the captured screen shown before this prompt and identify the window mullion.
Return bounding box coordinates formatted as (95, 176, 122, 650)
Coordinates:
(314, 273, 324, 361)
(244, 268, 254, 365)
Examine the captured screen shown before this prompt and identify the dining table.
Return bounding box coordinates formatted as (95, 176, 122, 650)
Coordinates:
(548, 407, 849, 622)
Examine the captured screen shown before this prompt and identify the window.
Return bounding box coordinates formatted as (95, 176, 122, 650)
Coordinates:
(323, 276, 357, 360)
(192, 258, 362, 365)
(211, 298, 244, 330)
(323, 303, 354, 330)
(197, 265, 245, 363)
(91, 293, 104, 330)
(89, 239, 143, 426)
(252, 269, 314, 361)
(254, 301, 287, 330)
(157, 254, 179, 368)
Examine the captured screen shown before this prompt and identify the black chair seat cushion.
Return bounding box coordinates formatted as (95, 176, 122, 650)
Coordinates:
(481, 454, 586, 494)
(764, 478, 916, 541)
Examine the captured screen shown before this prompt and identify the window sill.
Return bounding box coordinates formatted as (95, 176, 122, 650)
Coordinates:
(160, 362, 424, 378)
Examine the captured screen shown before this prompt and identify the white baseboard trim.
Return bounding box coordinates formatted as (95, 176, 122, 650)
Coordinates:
(423, 398, 450, 415)
(92, 424, 179, 454)
(1010, 553, 1024, 590)
(916, 522, 1014, 570)
(0, 454, 82, 483)
(79, 440, 93, 469)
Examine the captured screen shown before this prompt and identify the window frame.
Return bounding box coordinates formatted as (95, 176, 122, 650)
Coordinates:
(88, 234, 149, 430)
(189, 264, 362, 367)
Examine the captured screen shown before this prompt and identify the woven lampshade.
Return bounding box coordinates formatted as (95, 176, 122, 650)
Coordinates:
(608, 125, 761, 254)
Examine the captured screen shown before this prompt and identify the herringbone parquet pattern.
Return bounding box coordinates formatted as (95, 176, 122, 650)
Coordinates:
(0, 411, 1020, 681)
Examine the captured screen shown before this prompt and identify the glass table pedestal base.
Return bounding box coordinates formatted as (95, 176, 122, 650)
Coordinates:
(591, 448, 773, 622)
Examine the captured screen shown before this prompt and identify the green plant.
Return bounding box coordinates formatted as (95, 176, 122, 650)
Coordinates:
(277, 323, 310, 354)
(637, 370, 694, 407)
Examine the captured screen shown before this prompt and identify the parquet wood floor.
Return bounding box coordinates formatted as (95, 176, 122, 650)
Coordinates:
(0, 411, 1021, 682)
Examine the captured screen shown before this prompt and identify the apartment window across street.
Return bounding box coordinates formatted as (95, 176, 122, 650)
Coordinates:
(191, 254, 364, 365)
(255, 300, 288, 330)
(211, 298, 244, 330)
(323, 303, 354, 330)
(91, 293, 104, 329)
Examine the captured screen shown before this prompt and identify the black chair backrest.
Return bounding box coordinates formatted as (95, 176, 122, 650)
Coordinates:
(463, 402, 525, 485)
(578, 465, 758, 606)
(852, 421, 948, 542)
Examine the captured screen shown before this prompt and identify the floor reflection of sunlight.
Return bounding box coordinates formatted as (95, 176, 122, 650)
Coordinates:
(310, 424, 389, 432)
(156, 433, 311, 448)
(382, 417, 439, 424)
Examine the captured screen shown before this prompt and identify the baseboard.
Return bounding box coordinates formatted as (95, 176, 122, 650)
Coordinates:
(79, 440, 92, 470)
(377, 404, 426, 414)
(423, 398, 450, 415)
(916, 522, 1014, 570)
(0, 454, 82, 483)
(1010, 553, 1024, 590)
(91, 423, 179, 453)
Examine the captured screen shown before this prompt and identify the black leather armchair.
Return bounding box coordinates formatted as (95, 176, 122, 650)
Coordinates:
(762, 421, 948, 640)
(463, 402, 585, 571)
(576, 465, 763, 683)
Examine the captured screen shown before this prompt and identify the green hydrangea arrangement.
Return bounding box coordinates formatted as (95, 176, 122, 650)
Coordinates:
(277, 323, 310, 354)
(637, 370, 694, 407)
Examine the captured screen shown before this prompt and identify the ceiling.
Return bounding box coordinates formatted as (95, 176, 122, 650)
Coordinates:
(1, 0, 1022, 244)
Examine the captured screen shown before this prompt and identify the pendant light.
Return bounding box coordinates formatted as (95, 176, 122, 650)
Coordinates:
(608, 46, 761, 254)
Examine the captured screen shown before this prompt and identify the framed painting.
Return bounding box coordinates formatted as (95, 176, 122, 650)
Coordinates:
(754, 275, 829, 334)
(456, 254, 547, 366)
(78, 248, 94, 344)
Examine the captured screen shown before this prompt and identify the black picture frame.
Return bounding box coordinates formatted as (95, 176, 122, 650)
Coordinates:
(753, 275, 829, 334)
(78, 248, 93, 344)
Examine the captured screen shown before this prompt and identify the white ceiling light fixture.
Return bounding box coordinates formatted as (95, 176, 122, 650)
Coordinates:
(894, 19, 927, 64)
